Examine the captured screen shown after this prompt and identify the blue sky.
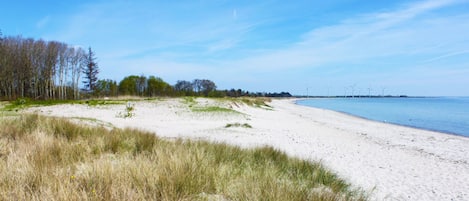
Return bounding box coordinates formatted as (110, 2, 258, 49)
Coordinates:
(1, 0, 469, 96)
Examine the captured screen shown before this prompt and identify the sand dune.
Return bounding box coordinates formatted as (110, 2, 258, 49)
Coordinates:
(30, 98, 469, 200)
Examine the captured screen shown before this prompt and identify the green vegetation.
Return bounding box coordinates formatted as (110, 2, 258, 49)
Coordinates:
(0, 115, 367, 200)
(240, 97, 273, 109)
(191, 106, 238, 113)
(181, 97, 275, 115)
(116, 102, 135, 118)
(182, 96, 196, 106)
(0, 98, 137, 112)
(182, 97, 242, 114)
(81, 99, 124, 106)
(2, 98, 76, 112)
(225, 122, 253, 128)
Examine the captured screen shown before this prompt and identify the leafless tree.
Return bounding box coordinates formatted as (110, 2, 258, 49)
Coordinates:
(0, 34, 89, 100)
(69, 47, 85, 99)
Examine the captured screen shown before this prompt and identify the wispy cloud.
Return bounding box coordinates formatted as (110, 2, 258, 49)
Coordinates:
(232, 9, 238, 20)
(36, 16, 50, 29)
(41, 0, 469, 95)
(197, 0, 469, 95)
(208, 39, 239, 52)
(224, 0, 469, 71)
(423, 50, 469, 63)
(49, 1, 260, 60)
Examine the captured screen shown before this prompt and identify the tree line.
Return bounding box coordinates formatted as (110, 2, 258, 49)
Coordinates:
(0, 32, 98, 100)
(97, 75, 291, 98)
(0, 31, 291, 101)
(95, 76, 221, 97)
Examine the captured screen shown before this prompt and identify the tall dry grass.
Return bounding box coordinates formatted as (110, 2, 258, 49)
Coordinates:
(0, 114, 367, 200)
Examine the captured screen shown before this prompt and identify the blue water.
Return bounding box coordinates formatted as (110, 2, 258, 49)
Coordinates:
(297, 97, 469, 137)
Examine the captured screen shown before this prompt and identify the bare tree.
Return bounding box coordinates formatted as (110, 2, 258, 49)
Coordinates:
(56, 42, 68, 99)
(175, 80, 193, 92)
(44, 41, 60, 99)
(201, 79, 216, 94)
(32, 39, 47, 99)
(69, 47, 85, 99)
(192, 79, 203, 93)
(0, 34, 89, 100)
(191, 79, 216, 96)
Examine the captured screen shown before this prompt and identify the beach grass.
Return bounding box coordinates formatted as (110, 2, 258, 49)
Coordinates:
(191, 106, 238, 113)
(225, 122, 253, 128)
(240, 97, 272, 108)
(0, 97, 160, 113)
(0, 114, 367, 200)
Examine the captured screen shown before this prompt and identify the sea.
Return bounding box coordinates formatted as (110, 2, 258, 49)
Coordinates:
(296, 97, 469, 137)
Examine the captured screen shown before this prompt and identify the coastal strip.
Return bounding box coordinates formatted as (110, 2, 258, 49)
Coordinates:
(30, 98, 469, 200)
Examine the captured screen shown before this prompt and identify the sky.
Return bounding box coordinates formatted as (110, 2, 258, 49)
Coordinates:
(1, 0, 469, 96)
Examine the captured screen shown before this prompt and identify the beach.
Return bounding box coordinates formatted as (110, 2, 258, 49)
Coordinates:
(29, 98, 469, 200)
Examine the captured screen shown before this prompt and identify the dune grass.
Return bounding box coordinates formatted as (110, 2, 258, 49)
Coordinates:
(191, 106, 239, 114)
(0, 114, 367, 200)
(182, 97, 243, 115)
(240, 97, 273, 109)
(1, 97, 144, 113)
(225, 122, 253, 129)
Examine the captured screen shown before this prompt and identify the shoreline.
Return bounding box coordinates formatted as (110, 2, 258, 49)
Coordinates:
(27, 98, 469, 200)
(293, 99, 469, 138)
(294, 98, 469, 137)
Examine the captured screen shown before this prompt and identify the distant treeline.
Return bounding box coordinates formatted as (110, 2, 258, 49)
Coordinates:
(0, 31, 291, 100)
(95, 75, 292, 98)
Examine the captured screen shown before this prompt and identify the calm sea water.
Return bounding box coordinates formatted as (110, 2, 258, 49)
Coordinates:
(297, 97, 469, 137)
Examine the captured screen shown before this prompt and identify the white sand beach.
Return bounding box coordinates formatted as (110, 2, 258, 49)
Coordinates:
(29, 98, 469, 200)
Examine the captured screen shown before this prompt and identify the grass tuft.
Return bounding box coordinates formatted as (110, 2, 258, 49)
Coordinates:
(116, 102, 135, 118)
(0, 114, 367, 200)
(225, 122, 252, 128)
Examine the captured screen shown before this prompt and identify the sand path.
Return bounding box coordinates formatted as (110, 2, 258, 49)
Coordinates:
(30, 98, 469, 200)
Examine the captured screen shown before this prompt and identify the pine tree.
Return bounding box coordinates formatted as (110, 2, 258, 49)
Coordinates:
(82, 47, 99, 92)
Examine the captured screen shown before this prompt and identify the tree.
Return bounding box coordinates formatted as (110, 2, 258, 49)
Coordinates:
(69, 47, 85, 99)
(118, 75, 140, 96)
(136, 75, 147, 96)
(95, 79, 118, 97)
(82, 47, 99, 93)
(175, 80, 192, 91)
(200, 79, 216, 95)
(147, 76, 172, 96)
(192, 79, 203, 93)
(56, 42, 68, 99)
(0, 34, 89, 100)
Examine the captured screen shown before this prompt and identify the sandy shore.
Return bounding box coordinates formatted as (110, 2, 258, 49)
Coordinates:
(28, 98, 469, 200)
